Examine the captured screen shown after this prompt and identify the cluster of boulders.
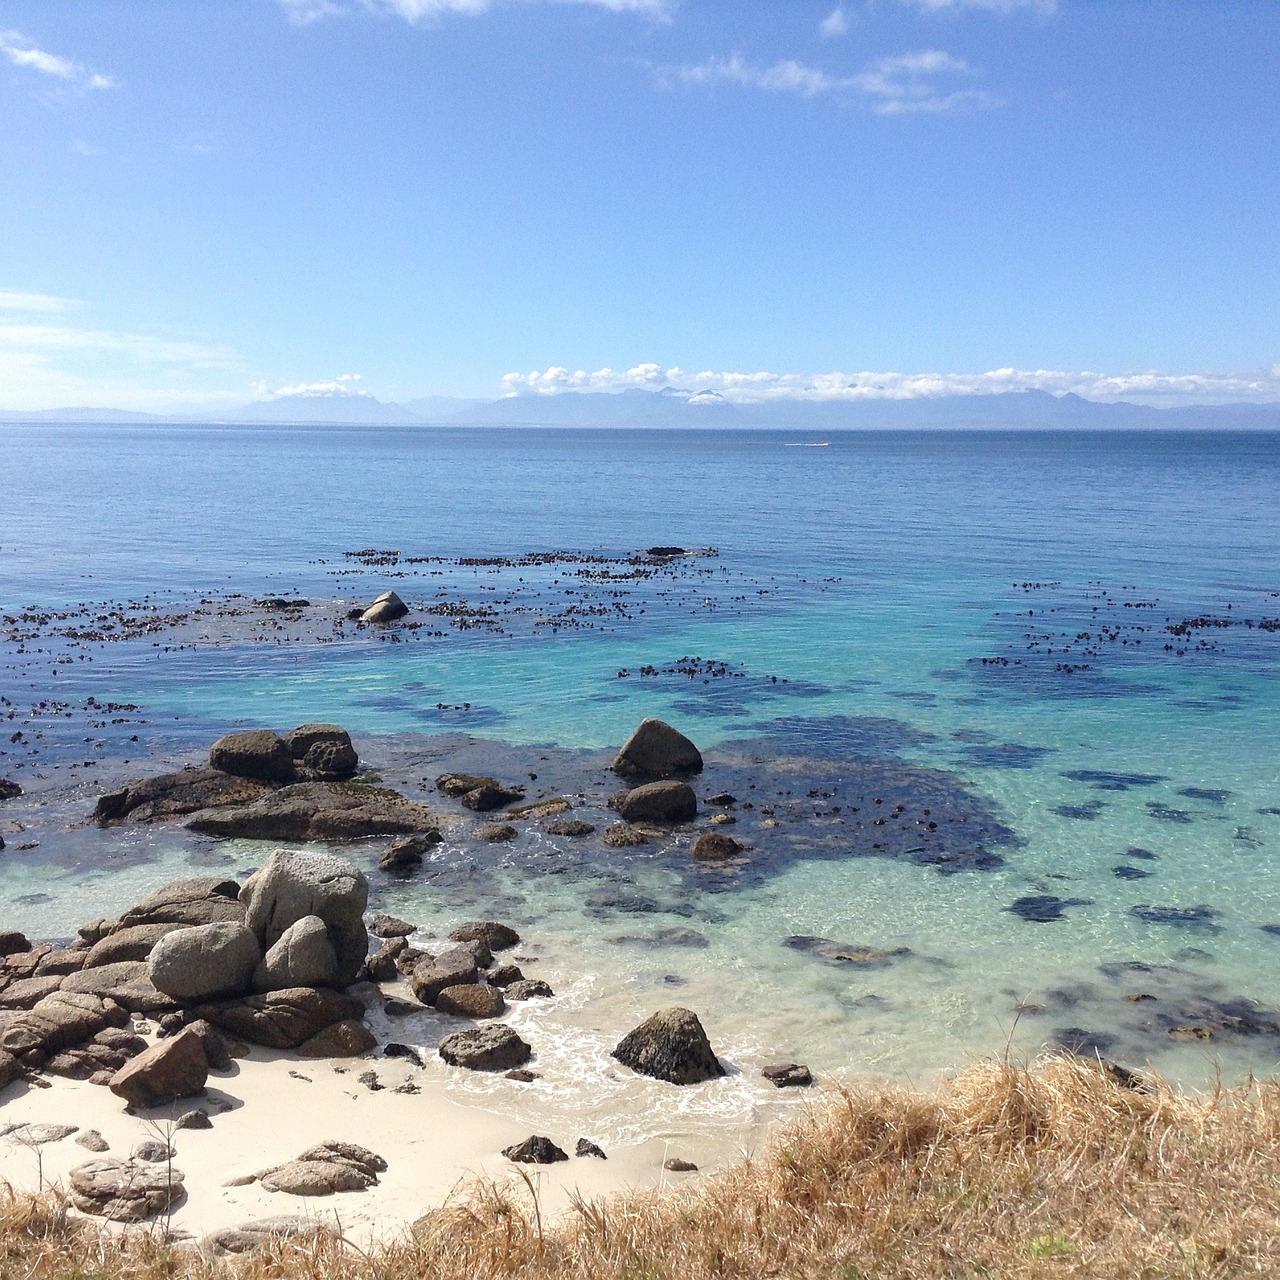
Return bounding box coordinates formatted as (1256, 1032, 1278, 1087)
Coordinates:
(0, 854, 377, 1103)
(93, 724, 448, 843)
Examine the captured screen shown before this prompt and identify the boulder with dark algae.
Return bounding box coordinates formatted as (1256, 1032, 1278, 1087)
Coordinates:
(611, 1007, 725, 1085)
(613, 780, 698, 823)
(612, 718, 703, 780)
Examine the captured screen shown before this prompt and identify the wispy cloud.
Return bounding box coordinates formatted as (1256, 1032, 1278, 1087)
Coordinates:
(501, 362, 1280, 408)
(279, 0, 670, 25)
(900, 0, 1057, 13)
(819, 8, 849, 39)
(0, 290, 82, 315)
(255, 373, 367, 398)
(656, 48, 996, 114)
(0, 29, 114, 91)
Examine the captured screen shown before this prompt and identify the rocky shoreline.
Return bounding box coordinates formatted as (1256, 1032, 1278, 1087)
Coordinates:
(0, 716, 820, 1249)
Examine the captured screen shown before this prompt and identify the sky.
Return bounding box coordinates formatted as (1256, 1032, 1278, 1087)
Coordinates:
(0, 0, 1278, 412)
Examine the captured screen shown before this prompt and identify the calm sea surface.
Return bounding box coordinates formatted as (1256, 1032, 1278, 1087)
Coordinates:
(3, 424, 1279, 1145)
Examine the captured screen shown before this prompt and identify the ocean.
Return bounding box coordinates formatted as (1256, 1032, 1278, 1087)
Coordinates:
(3, 422, 1279, 1149)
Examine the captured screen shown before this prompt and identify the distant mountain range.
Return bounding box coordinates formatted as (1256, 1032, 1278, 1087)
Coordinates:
(3, 388, 1280, 429)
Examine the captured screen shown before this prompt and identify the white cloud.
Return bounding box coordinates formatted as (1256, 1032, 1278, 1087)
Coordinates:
(819, 8, 848, 39)
(0, 290, 81, 314)
(500, 363, 1280, 408)
(656, 47, 996, 114)
(853, 49, 995, 114)
(264, 373, 366, 398)
(0, 30, 114, 91)
(279, 0, 670, 24)
(901, 0, 1056, 12)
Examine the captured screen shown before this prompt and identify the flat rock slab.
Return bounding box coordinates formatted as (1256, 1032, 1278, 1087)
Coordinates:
(196, 987, 365, 1050)
(0, 1122, 78, 1144)
(94, 770, 276, 824)
(202, 1216, 330, 1257)
(186, 782, 443, 842)
(257, 1141, 386, 1196)
(69, 1157, 185, 1221)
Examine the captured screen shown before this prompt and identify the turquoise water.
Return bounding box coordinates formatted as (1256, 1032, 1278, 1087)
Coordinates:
(3, 423, 1280, 1120)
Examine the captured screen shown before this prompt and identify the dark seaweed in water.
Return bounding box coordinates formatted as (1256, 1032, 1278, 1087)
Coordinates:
(953, 740, 1055, 770)
(1113, 865, 1151, 880)
(1146, 802, 1194, 824)
(1178, 787, 1231, 802)
(1060, 770, 1169, 790)
(1129, 904, 1220, 930)
(1007, 895, 1093, 923)
(1051, 801, 1106, 821)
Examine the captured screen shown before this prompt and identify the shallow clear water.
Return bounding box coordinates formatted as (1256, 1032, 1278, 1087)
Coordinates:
(3, 423, 1280, 1124)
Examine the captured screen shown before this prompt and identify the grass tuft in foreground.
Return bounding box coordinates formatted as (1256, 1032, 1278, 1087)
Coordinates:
(5, 1053, 1280, 1278)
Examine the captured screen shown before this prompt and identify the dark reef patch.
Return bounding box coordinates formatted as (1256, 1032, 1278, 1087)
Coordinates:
(1061, 770, 1168, 791)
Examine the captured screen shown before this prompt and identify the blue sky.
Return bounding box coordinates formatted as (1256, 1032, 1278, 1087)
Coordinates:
(1, 0, 1277, 411)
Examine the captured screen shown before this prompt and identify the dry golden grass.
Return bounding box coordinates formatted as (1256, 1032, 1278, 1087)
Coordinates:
(5, 1053, 1280, 1279)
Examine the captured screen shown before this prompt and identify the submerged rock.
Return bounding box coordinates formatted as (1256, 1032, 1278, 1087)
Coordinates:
(611, 1007, 725, 1085)
(450, 921, 520, 952)
(692, 832, 742, 859)
(379, 831, 443, 872)
(762, 1062, 812, 1088)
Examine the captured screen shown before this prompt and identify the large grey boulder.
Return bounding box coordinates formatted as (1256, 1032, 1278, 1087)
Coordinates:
(361, 591, 408, 624)
(148, 922, 262, 1002)
(252, 915, 338, 993)
(210, 730, 296, 782)
(613, 780, 698, 823)
(611, 1007, 725, 1085)
(186, 782, 441, 843)
(284, 724, 358, 781)
(239, 849, 368, 986)
(612, 719, 703, 780)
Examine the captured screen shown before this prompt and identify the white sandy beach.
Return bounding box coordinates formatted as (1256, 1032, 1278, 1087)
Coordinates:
(0, 1035, 732, 1246)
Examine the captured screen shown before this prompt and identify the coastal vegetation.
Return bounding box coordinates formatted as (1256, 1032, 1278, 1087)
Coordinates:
(5, 1052, 1280, 1278)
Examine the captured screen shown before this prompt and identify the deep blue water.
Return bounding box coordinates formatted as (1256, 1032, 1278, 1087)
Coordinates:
(3, 423, 1280, 1100)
